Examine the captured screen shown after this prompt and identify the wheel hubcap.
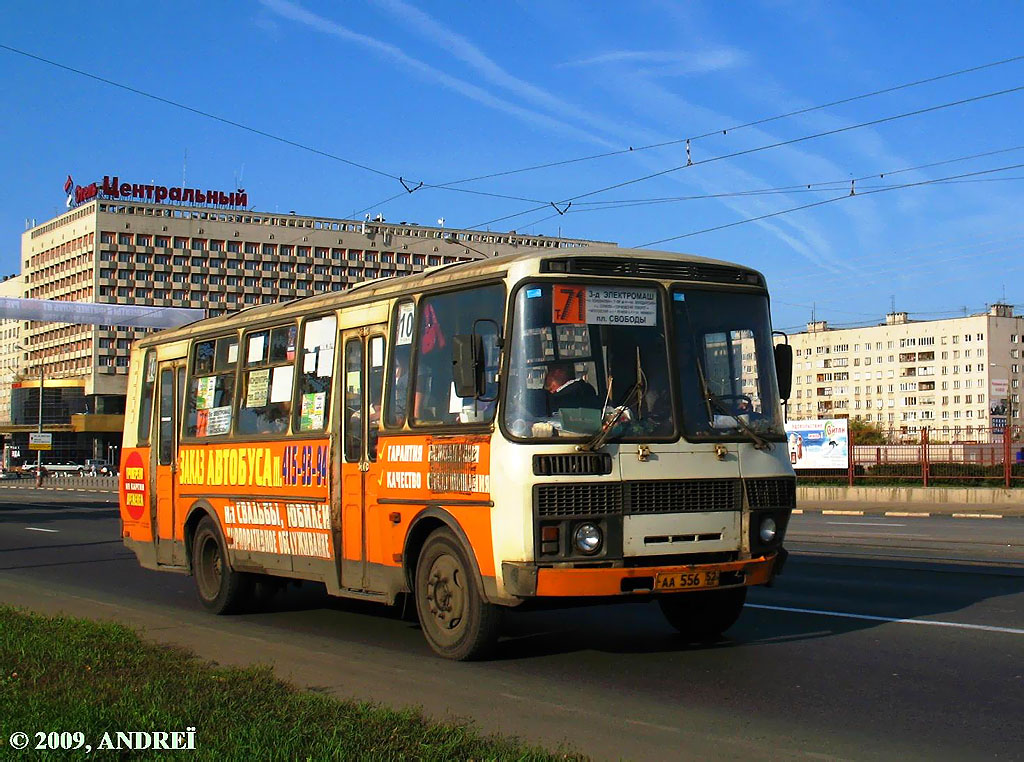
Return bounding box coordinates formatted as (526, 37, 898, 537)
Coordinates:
(198, 536, 222, 599)
(425, 554, 465, 634)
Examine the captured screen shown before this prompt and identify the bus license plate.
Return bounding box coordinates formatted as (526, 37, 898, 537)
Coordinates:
(654, 570, 721, 592)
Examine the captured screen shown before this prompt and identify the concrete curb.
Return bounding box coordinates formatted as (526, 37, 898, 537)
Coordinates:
(793, 508, 1013, 519)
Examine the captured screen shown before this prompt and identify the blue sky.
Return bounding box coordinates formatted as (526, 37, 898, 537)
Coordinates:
(2, 0, 1023, 332)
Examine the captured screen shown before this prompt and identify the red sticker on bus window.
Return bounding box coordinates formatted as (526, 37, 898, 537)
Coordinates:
(552, 285, 586, 324)
(122, 451, 147, 521)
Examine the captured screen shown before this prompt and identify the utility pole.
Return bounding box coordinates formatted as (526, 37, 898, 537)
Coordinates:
(36, 364, 43, 486)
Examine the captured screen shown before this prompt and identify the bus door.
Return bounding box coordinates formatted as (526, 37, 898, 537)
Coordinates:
(154, 361, 186, 566)
(339, 326, 387, 591)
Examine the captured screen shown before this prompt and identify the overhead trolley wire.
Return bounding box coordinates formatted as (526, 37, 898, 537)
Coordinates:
(635, 162, 1024, 247)
(467, 82, 1024, 231)
(565, 145, 1024, 210)
(0, 44, 404, 183)
(435, 54, 1024, 188)
(0, 43, 551, 208)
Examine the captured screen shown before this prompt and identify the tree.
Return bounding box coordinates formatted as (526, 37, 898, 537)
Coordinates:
(848, 417, 890, 445)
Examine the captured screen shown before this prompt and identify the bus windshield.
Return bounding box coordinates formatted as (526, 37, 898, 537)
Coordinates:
(504, 282, 674, 441)
(671, 288, 785, 441)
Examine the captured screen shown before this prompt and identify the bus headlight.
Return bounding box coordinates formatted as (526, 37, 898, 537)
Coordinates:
(759, 516, 777, 544)
(573, 523, 603, 554)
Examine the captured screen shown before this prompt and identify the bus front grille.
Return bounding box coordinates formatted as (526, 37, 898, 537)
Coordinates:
(627, 479, 742, 514)
(533, 453, 613, 476)
(534, 479, 742, 518)
(745, 477, 797, 509)
(535, 483, 623, 517)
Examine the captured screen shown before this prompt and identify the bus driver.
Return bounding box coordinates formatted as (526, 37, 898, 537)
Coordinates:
(544, 362, 600, 415)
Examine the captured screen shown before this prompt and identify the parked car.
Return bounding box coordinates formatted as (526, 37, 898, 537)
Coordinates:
(0, 469, 24, 480)
(23, 461, 86, 474)
(84, 458, 113, 475)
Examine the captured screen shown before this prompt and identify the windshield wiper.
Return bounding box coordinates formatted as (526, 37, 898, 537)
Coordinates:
(693, 357, 772, 451)
(580, 349, 646, 452)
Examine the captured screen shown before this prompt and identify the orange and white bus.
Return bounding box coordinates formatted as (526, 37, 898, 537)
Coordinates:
(119, 247, 795, 659)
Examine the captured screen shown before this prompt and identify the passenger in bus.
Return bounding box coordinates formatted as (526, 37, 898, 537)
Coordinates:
(544, 362, 600, 415)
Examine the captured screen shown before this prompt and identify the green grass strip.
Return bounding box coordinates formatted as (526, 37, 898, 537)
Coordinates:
(0, 606, 578, 760)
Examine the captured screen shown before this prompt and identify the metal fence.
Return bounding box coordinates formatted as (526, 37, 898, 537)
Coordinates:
(800, 426, 1024, 487)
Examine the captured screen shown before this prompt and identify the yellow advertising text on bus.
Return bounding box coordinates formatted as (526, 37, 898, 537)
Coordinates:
(119, 248, 796, 659)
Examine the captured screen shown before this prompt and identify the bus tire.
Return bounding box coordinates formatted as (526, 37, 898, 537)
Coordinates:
(658, 586, 747, 642)
(192, 516, 252, 614)
(414, 528, 501, 660)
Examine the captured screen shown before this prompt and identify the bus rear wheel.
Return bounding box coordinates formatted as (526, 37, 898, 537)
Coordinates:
(658, 587, 747, 642)
(192, 516, 252, 614)
(414, 528, 501, 660)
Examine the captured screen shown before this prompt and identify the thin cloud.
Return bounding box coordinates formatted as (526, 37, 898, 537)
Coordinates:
(259, 0, 617, 148)
(565, 47, 748, 75)
(368, 0, 643, 148)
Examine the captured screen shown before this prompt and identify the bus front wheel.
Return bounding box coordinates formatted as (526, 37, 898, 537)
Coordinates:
(414, 528, 501, 660)
(192, 516, 252, 614)
(658, 587, 747, 642)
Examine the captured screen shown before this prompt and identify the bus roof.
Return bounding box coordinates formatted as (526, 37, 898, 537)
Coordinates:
(135, 246, 764, 347)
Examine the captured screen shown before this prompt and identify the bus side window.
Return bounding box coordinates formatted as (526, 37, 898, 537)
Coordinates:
(411, 284, 504, 426)
(295, 315, 336, 433)
(185, 337, 237, 438)
(385, 300, 414, 428)
(238, 325, 297, 436)
(137, 350, 157, 444)
(344, 340, 362, 462)
(368, 335, 386, 461)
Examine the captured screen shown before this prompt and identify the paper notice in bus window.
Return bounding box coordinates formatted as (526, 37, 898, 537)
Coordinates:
(206, 406, 232, 436)
(584, 286, 657, 326)
(556, 324, 591, 358)
(247, 334, 266, 364)
(317, 348, 334, 378)
(553, 285, 586, 324)
(371, 336, 384, 368)
(227, 343, 238, 364)
(271, 365, 294, 403)
(449, 383, 464, 414)
(300, 392, 326, 430)
(303, 350, 318, 374)
(304, 318, 328, 350)
(396, 302, 415, 346)
(246, 369, 270, 408)
(195, 376, 217, 410)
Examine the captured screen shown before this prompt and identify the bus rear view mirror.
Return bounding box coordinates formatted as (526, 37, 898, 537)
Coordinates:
(452, 334, 485, 398)
(774, 343, 793, 400)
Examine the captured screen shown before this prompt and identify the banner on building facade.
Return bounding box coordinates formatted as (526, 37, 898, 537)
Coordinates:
(784, 419, 849, 469)
(0, 298, 204, 329)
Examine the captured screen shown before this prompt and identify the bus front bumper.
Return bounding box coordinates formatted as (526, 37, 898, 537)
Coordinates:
(502, 551, 783, 599)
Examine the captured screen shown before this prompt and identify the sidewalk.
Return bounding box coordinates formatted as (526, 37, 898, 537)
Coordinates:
(797, 486, 1024, 518)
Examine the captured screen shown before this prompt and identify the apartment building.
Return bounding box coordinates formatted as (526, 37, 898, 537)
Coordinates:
(787, 305, 1024, 440)
(2, 176, 614, 464)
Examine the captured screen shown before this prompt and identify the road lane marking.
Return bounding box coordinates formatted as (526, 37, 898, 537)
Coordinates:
(827, 521, 906, 527)
(952, 513, 1004, 519)
(747, 603, 1024, 635)
(822, 510, 864, 516)
(25, 527, 59, 533)
(885, 512, 930, 517)
(791, 509, 803, 514)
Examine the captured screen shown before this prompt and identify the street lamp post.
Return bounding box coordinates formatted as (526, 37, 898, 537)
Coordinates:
(15, 344, 44, 484)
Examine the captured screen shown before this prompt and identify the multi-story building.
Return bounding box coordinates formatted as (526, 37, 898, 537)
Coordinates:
(1, 178, 614, 465)
(787, 306, 1024, 440)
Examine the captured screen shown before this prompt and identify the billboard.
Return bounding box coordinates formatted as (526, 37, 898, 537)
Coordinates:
(785, 419, 848, 469)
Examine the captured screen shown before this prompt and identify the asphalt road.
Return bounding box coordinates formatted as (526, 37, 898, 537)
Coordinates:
(0, 489, 1021, 760)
